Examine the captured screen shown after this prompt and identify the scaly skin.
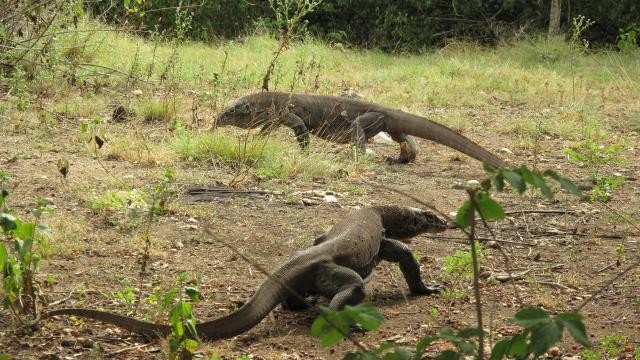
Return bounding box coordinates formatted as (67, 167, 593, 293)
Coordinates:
(45, 206, 447, 341)
(216, 92, 505, 168)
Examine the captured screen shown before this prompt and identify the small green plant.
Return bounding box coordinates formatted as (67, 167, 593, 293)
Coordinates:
(601, 335, 628, 358)
(617, 24, 639, 51)
(139, 99, 175, 122)
(615, 244, 625, 264)
(1, 195, 52, 318)
(167, 286, 201, 360)
(581, 348, 602, 360)
(564, 134, 625, 202)
(0, 171, 10, 188)
(80, 115, 106, 153)
(113, 283, 136, 304)
(442, 242, 488, 281)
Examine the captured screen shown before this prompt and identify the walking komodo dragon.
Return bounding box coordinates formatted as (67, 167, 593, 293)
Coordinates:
(216, 92, 505, 168)
(45, 206, 447, 340)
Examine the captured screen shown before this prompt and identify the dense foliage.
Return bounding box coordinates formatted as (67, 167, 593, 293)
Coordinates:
(86, 0, 639, 51)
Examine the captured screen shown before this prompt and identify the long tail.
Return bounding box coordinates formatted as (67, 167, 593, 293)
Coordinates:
(45, 253, 323, 340)
(384, 109, 505, 168)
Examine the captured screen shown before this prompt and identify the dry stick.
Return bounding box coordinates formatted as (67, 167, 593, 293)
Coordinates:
(576, 258, 640, 311)
(202, 227, 371, 354)
(431, 235, 536, 246)
(504, 209, 576, 216)
(603, 203, 640, 233)
(467, 189, 485, 360)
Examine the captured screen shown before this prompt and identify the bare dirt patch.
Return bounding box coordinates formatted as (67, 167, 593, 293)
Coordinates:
(1, 101, 638, 359)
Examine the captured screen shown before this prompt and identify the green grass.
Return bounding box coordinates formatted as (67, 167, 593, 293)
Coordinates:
(136, 98, 175, 122)
(171, 130, 360, 181)
(64, 20, 639, 110)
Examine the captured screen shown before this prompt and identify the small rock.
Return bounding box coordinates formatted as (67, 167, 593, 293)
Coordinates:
(302, 198, 320, 206)
(131, 89, 143, 96)
(174, 241, 184, 249)
(323, 195, 338, 203)
(499, 147, 513, 154)
(187, 217, 198, 223)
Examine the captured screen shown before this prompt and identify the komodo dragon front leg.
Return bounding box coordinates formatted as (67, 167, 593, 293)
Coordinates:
(379, 238, 442, 294)
(351, 112, 417, 163)
(259, 112, 310, 150)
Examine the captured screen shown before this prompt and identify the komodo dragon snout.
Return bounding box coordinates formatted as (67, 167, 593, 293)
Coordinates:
(378, 206, 447, 244)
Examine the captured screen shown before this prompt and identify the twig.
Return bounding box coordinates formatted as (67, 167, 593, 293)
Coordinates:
(603, 203, 640, 233)
(108, 343, 153, 356)
(576, 258, 640, 311)
(467, 189, 484, 360)
(49, 289, 74, 307)
(596, 262, 617, 273)
(504, 209, 577, 216)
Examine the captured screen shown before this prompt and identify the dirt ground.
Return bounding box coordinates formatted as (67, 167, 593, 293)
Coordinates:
(0, 99, 639, 359)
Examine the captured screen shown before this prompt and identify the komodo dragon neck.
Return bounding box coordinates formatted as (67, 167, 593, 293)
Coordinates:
(218, 92, 505, 168)
(45, 206, 447, 341)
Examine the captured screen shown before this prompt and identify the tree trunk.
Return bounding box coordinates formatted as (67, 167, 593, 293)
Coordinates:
(548, 0, 562, 38)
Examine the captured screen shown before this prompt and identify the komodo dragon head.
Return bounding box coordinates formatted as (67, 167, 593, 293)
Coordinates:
(216, 96, 266, 129)
(380, 206, 447, 242)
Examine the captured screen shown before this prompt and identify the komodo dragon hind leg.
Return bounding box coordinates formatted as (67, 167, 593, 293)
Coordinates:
(314, 263, 366, 310)
(387, 132, 417, 163)
(379, 238, 442, 295)
(313, 233, 328, 246)
(350, 112, 386, 156)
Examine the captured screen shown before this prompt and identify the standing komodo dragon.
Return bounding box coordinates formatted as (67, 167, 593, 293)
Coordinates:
(216, 92, 505, 168)
(45, 206, 447, 340)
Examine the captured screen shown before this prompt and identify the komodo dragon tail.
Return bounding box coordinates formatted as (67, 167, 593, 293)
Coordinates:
(45, 253, 323, 340)
(384, 108, 505, 169)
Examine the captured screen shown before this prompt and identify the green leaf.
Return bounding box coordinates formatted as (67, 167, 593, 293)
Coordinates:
(376, 341, 397, 354)
(438, 326, 458, 342)
(311, 306, 350, 347)
(474, 192, 505, 221)
(544, 170, 581, 196)
(184, 318, 198, 339)
(530, 321, 563, 357)
(415, 336, 438, 358)
(182, 338, 199, 352)
(383, 347, 412, 360)
(483, 162, 497, 173)
(433, 350, 460, 360)
(457, 327, 483, 338)
(343, 304, 384, 331)
(503, 171, 525, 193)
(492, 172, 505, 192)
(184, 287, 200, 302)
(555, 312, 591, 346)
(489, 339, 510, 360)
(0, 244, 7, 271)
(507, 332, 530, 358)
(457, 341, 476, 355)
(454, 200, 473, 229)
(531, 172, 553, 199)
(0, 213, 17, 232)
(512, 307, 551, 329)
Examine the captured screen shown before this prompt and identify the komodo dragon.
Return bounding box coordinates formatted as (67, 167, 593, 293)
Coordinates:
(216, 92, 505, 168)
(45, 206, 447, 340)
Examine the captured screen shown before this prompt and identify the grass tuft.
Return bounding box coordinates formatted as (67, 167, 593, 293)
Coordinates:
(171, 130, 367, 181)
